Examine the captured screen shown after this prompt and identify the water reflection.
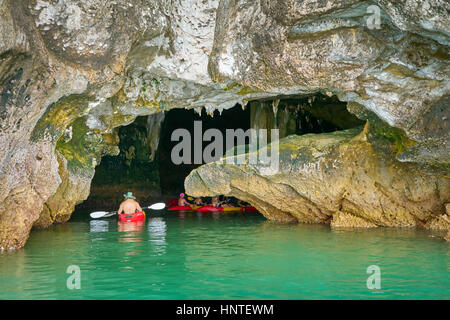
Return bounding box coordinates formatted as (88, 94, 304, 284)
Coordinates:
(90, 220, 109, 233)
(148, 218, 167, 255)
(211, 212, 220, 220)
(118, 221, 145, 245)
(118, 221, 145, 233)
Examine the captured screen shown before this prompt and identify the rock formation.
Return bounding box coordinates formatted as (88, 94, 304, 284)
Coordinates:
(0, 0, 448, 249)
(185, 123, 449, 230)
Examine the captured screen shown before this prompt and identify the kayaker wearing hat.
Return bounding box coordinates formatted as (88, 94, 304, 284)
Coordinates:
(178, 193, 190, 207)
(118, 192, 143, 215)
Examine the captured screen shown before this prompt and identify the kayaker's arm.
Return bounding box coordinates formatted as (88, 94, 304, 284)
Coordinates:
(118, 203, 124, 214)
(137, 203, 143, 212)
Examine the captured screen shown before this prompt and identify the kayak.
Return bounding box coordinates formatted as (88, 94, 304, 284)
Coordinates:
(118, 211, 146, 223)
(168, 205, 194, 211)
(196, 206, 224, 212)
(167, 201, 258, 212)
(222, 206, 242, 212)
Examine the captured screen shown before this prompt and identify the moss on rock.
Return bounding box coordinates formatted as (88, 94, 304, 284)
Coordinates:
(56, 116, 120, 175)
(31, 94, 93, 142)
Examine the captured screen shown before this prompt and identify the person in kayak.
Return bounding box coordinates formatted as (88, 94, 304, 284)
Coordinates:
(211, 196, 221, 207)
(211, 196, 231, 207)
(194, 197, 204, 206)
(221, 196, 233, 207)
(178, 193, 190, 207)
(118, 192, 143, 214)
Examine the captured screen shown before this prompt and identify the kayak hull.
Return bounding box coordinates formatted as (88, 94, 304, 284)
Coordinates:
(222, 207, 242, 212)
(118, 211, 146, 223)
(166, 199, 258, 213)
(196, 206, 224, 212)
(168, 205, 194, 211)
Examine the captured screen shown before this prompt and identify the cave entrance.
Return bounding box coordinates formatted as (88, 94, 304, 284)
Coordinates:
(158, 105, 251, 195)
(83, 116, 162, 209)
(82, 94, 363, 210)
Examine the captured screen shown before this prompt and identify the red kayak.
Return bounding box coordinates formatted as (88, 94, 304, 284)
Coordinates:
(196, 206, 224, 212)
(168, 206, 193, 211)
(118, 211, 146, 223)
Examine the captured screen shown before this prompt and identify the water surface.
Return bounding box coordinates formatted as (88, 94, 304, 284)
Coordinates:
(0, 210, 448, 299)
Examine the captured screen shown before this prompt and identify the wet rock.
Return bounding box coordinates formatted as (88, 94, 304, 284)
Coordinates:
(331, 211, 378, 228)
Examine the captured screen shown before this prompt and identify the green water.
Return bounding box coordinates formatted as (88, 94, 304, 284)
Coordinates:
(0, 211, 448, 299)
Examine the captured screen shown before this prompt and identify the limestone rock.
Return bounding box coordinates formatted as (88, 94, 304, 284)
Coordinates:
(331, 211, 378, 228)
(209, 0, 450, 163)
(33, 152, 92, 228)
(185, 126, 449, 228)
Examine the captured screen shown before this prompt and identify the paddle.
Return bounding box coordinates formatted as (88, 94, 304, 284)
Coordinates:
(90, 202, 166, 219)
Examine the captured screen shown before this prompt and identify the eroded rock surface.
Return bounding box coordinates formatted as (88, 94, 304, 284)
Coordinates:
(0, 0, 449, 249)
(33, 151, 92, 228)
(186, 124, 450, 229)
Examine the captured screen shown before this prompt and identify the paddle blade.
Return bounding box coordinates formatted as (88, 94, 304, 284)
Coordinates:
(147, 203, 166, 210)
(90, 211, 109, 219)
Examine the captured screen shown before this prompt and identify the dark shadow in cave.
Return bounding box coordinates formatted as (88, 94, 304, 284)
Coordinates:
(157, 105, 251, 195)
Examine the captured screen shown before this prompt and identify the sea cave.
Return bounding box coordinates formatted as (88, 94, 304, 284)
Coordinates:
(0, 0, 449, 301)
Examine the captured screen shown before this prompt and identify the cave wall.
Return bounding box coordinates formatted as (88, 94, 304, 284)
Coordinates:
(0, 0, 448, 249)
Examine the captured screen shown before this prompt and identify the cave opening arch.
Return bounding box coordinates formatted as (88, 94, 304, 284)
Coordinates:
(78, 94, 363, 212)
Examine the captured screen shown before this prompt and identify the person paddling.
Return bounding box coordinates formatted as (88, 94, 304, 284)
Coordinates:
(178, 193, 190, 206)
(118, 192, 143, 214)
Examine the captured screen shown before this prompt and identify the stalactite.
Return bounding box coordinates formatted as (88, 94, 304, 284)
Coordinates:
(146, 112, 165, 162)
(250, 95, 363, 140)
